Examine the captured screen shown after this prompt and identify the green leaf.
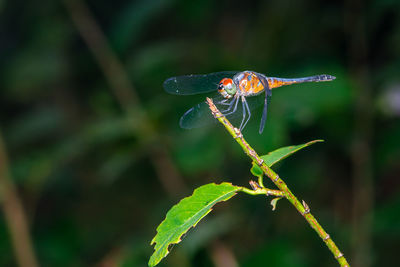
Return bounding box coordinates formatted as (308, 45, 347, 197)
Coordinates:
(251, 140, 324, 175)
(250, 161, 264, 178)
(149, 183, 240, 267)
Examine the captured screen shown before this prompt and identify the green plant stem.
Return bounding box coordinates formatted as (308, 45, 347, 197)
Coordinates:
(239, 186, 284, 197)
(257, 174, 265, 188)
(206, 98, 350, 267)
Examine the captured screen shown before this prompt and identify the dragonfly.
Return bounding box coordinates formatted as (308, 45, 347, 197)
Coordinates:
(164, 71, 336, 133)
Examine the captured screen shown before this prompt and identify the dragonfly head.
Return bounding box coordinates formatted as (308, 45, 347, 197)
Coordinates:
(218, 78, 237, 99)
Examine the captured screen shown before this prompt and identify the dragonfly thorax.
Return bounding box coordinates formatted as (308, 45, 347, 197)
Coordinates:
(218, 78, 237, 99)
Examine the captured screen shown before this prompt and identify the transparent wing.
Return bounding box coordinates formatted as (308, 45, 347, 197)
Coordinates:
(164, 71, 238, 95)
(258, 73, 271, 134)
(258, 94, 271, 134)
(179, 94, 265, 129)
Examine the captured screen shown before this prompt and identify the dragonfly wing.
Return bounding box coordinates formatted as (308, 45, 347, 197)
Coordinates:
(179, 94, 265, 130)
(255, 72, 272, 96)
(257, 74, 271, 134)
(179, 101, 214, 129)
(259, 94, 271, 134)
(164, 71, 238, 95)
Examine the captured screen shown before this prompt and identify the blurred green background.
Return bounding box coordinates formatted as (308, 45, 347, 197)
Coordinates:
(1, 0, 399, 266)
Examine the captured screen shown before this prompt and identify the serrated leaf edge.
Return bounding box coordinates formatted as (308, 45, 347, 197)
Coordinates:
(149, 182, 239, 266)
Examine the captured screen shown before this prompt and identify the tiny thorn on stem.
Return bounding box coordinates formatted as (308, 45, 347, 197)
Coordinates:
(302, 200, 310, 215)
(233, 128, 242, 138)
(273, 175, 280, 182)
(335, 253, 344, 259)
(249, 180, 261, 190)
(256, 158, 264, 166)
(323, 234, 331, 241)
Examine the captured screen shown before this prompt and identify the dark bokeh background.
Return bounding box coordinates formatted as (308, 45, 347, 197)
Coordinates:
(1, 0, 399, 266)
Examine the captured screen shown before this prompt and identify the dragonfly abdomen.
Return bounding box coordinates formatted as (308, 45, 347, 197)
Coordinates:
(267, 74, 336, 89)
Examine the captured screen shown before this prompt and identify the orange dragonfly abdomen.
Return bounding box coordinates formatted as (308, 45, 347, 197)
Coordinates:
(236, 73, 335, 96)
(267, 74, 335, 89)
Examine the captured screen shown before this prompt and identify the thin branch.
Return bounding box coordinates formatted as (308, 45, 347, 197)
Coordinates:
(63, 0, 185, 196)
(239, 185, 284, 197)
(0, 131, 39, 267)
(63, 0, 138, 112)
(206, 97, 350, 267)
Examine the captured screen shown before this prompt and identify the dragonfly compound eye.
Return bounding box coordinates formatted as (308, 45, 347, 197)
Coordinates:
(218, 78, 236, 99)
(224, 82, 237, 96)
(217, 82, 229, 99)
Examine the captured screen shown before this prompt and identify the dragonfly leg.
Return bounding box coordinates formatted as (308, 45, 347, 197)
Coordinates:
(241, 98, 251, 130)
(216, 99, 230, 106)
(222, 95, 240, 116)
(239, 96, 248, 130)
(220, 97, 237, 113)
(221, 98, 236, 114)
